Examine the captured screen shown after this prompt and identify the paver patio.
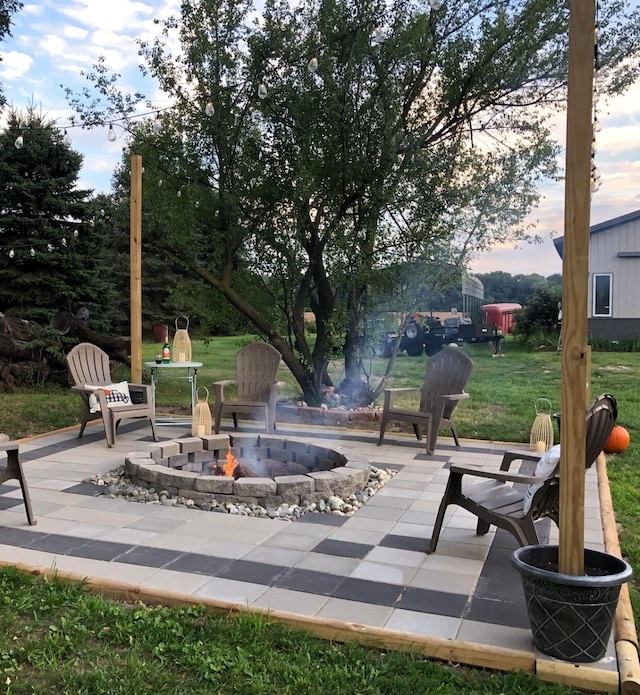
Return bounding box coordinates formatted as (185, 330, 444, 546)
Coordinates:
(0, 419, 625, 692)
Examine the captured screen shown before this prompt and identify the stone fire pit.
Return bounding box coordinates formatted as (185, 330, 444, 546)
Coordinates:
(125, 433, 371, 508)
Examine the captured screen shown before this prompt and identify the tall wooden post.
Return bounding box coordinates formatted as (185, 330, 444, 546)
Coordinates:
(559, 0, 596, 576)
(130, 154, 143, 384)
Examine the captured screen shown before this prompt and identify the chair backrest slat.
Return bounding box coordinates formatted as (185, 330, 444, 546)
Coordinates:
(67, 343, 112, 386)
(419, 347, 474, 415)
(235, 343, 281, 400)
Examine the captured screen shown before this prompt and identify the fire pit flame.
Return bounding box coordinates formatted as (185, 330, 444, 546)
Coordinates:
(222, 448, 238, 478)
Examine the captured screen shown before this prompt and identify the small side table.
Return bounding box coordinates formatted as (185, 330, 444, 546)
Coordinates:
(144, 361, 203, 424)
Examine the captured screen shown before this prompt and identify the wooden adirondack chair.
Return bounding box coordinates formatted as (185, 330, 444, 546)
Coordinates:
(213, 342, 282, 434)
(378, 347, 474, 454)
(427, 392, 618, 553)
(67, 343, 158, 448)
(0, 440, 36, 525)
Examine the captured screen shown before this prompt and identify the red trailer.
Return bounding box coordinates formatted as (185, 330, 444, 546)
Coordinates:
(482, 303, 522, 334)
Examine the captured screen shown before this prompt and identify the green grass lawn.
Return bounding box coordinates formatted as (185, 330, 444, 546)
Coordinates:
(0, 336, 637, 694)
(0, 567, 599, 694)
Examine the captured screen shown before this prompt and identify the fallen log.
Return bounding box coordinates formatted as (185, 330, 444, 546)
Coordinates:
(0, 313, 131, 391)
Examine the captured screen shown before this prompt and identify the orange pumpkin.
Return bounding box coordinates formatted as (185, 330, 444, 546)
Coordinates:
(604, 425, 630, 454)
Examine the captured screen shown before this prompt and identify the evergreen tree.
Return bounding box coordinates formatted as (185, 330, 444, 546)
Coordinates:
(0, 109, 118, 325)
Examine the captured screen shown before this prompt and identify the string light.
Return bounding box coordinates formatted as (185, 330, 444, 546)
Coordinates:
(29, 248, 35, 257)
(308, 57, 318, 74)
(205, 101, 215, 116)
(107, 123, 117, 142)
(153, 112, 162, 133)
(591, 1, 601, 197)
(14, 134, 23, 149)
(258, 82, 268, 99)
(62, 129, 72, 146)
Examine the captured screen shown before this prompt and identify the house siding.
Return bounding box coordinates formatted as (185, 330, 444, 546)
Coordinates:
(589, 318, 640, 341)
(589, 217, 640, 320)
(554, 209, 640, 341)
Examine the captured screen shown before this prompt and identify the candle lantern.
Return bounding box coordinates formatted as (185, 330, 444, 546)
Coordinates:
(529, 398, 554, 451)
(172, 316, 192, 363)
(192, 387, 212, 437)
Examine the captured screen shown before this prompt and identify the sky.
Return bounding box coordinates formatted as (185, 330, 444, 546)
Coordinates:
(1, 0, 640, 278)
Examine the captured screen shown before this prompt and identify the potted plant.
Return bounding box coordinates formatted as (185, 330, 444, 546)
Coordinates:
(512, 544, 632, 662)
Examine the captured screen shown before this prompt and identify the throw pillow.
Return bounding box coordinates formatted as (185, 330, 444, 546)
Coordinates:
(85, 382, 132, 411)
(522, 444, 561, 515)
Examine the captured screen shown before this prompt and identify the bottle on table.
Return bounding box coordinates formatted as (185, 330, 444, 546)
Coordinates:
(162, 332, 171, 363)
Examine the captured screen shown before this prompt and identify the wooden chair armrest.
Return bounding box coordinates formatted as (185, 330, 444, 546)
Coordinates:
(442, 392, 470, 402)
(213, 379, 236, 400)
(382, 386, 420, 408)
(71, 385, 97, 395)
(0, 441, 19, 453)
(499, 449, 542, 471)
(383, 387, 421, 394)
(449, 463, 539, 485)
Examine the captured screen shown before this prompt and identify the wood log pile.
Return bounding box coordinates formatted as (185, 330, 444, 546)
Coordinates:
(0, 312, 131, 392)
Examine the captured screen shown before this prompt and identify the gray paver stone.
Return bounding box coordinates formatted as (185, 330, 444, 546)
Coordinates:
(234, 477, 277, 496)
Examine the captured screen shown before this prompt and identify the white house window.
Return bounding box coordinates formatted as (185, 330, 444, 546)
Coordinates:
(593, 273, 612, 317)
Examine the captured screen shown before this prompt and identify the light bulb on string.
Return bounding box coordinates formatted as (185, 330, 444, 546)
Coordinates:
(258, 82, 268, 99)
(29, 248, 35, 257)
(62, 129, 72, 146)
(372, 26, 386, 44)
(107, 123, 117, 142)
(47, 243, 54, 252)
(593, 117, 602, 134)
(153, 112, 162, 133)
(61, 238, 67, 247)
(205, 101, 215, 117)
(14, 134, 24, 149)
(195, 200, 200, 208)
(8, 250, 14, 259)
(177, 190, 182, 198)
(308, 57, 318, 74)
(73, 230, 79, 238)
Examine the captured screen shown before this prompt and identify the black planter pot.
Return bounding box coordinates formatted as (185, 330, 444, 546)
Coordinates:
(512, 545, 633, 663)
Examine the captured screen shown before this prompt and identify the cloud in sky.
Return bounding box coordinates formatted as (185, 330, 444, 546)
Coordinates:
(1, 0, 639, 279)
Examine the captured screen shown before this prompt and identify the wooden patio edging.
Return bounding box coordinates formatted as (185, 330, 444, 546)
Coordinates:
(8, 429, 635, 692)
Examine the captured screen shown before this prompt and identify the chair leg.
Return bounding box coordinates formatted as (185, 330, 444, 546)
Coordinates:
(413, 423, 422, 441)
(149, 417, 158, 442)
(0, 447, 36, 526)
(427, 492, 449, 554)
(377, 412, 389, 446)
(232, 413, 238, 429)
(104, 411, 115, 448)
(476, 519, 491, 536)
(450, 425, 460, 447)
(425, 416, 435, 455)
(214, 404, 222, 434)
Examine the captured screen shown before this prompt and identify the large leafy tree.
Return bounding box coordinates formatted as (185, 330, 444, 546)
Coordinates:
(67, 0, 640, 404)
(0, 109, 117, 325)
(0, 0, 21, 105)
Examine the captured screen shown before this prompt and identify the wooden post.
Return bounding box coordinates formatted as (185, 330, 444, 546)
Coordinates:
(559, 0, 596, 576)
(130, 154, 143, 384)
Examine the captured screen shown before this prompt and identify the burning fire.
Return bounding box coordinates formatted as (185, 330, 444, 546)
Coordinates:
(222, 448, 238, 477)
